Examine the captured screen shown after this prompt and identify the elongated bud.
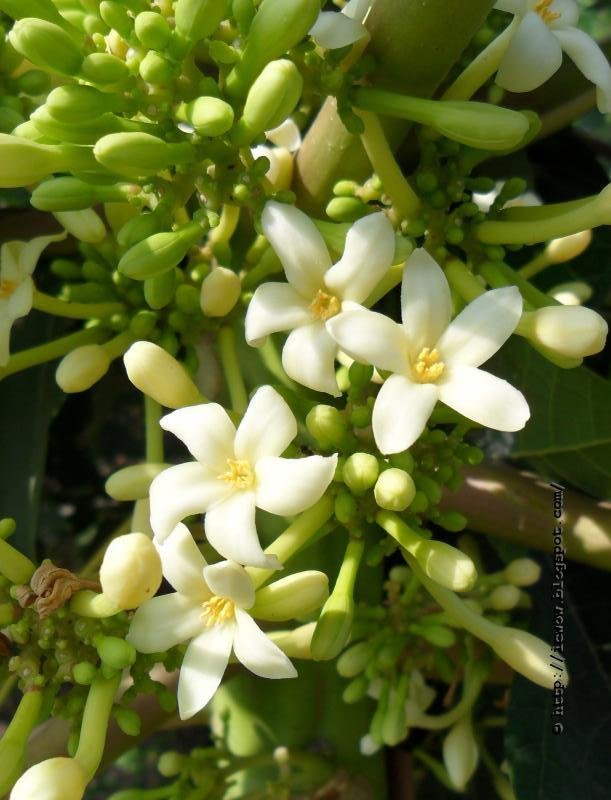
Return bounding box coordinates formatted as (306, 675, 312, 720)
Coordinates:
(93, 133, 193, 180)
(342, 452, 379, 494)
(99, 532, 162, 610)
(226, 0, 320, 97)
(442, 716, 479, 792)
(306, 405, 347, 450)
(173, 0, 230, 47)
(504, 558, 541, 587)
(123, 341, 203, 407)
(10, 757, 88, 800)
(311, 591, 354, 661)
(118, 208, 170, 248)
(134, 11, 171, 50)
(9, 18, 83, 76)
(488, 584, 521, 611)
(0, 0, 74, 31)
(489, 626, 561, 689)
(336, 640, 374, 678)
(549, 281, 592, 306)
(374, 468, 416, 511)
(175, 96, 234, 137)
(55, 345, 111, 393)
(32, 177, 129, 211)
(268, 621, 316, 659)
(200, 266, 241, 316)
(139, 51, 174, 85)
(95, 635, 136, 669)
(144, 270, 177, 310)
(53, 209, 106, 243)
(522, 305, 608, 359)
(0, 134, 67, 187)
(100, 1, 133, 39)
(118, 222, 203, 280)
(105, 463, 167, 501)
(545, 229, 592, 264)
(45, 84, 124, 123)
(80, 52, 130, 85)
(415, 540, 477, 593)
(233, 60, 303, 144)
(250, 571, 328, 621)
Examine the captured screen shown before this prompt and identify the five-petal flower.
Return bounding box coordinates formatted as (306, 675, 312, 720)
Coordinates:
(128, 524, 297, 720)
(149, 385, 337, 568)
(327, 248, 530, 454)
(246, 202, 396, 396)
(309, 0, 371, 50)
(494, 0, 611, 112)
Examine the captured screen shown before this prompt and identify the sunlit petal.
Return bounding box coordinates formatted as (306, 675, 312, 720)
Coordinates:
(327, 307, 409, 374)
(245, 282, 312, 347)
(282, 322, 340, 396)
(234, 385, 297, 462)
(496, 12, 563, 92)
(177, 624, 234, 719)
(203, 561, 255, 609)
(157, 523, 209, 599)
(127, 593, 203, 653)
(233, 609, 298, 679)
(160, 403, 236, 471)
(372, 374, 439, 454)
(401, 249, 452, 354)
(255, 454, 337, 517)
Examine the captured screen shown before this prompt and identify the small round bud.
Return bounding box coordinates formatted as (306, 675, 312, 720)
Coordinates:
(488, 584, 521, 611)
(526, 305, 608, 359)
(545, 229, 592, 264)
(134, 11, 171, 50)
(95, 635, 136, 669)
(158, 751, 185, 777)
(123, 341, 203, 407)
(306, 405, 347, 449)
(55, 345, 111, 393)
(342, 453, 379, 494)
(10, 757, 88, 800)
(374, 468, 416, 512)
(504, 558, 541, 587)
(334, 490, 357, 524)
(200, 267, 241, 317)
(99, 532, 162, 610)
(442, 717, 479, 792)
(73, 661, 97, 685)
(113, 706, 141, 737)
(176, 96, 235, 137)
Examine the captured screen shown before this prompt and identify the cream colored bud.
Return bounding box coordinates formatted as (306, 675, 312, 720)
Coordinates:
(374, 468, 416, 512)
(10, 757, 88, 800)
(488, 584, 521, 611)
(549, 280, 592, 306)
(251, 144, 294, 191)
(200, 267, 241, 317)
(545, 229, 591, 264)
(527, 305, 608, 359)
(504, 558, 541, 587)
(415, 540, 477, 593)
(250, 571, 329, 621)
(442, 716, 479, 792)
(268, 621, 316, 659)
(105, 463, 168, 501)
(99, 532, 162, 610)
(490, 626, 562, 689)
(123, 341, 203, 407)
(53, 209, 106, 243)
(55, 345, 111, 393)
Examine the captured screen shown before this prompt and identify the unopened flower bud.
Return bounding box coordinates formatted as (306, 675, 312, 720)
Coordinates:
(55, 345, 111, 393)
(9, 18, 83, 76)
(524, 305, 608, 359)
(123, 341, 203, 407)
(374, 468, 416, 511)
(334, 489, 357, 523)
(342, 675, 369, 704)
(158, 751, 185, 777)
(336, 640, 374, 678)
(113, 706, 141, 737)
(95, 635, 136, 669)
(549, 281, 592, 306)
(545, 229, 592, 264)
(134, 11, 171, 51)
(45, 84, 123, 124)
(0, 0, 72, 29)
(415, 540, 477, 593)
(200, 266, 241, 316)
(268, 621, 316, 659)
(144, 270, 176, 310)
(80, 52, 130, 85)
(489, 626, 561, 689)
(118, 222, 202, 281)
(442, 716, 479, 792)
(306, 405, 347, 450)
(311, 591, 354, 661)
(93, 133, 193, 180)
(488, 584, 521, 611)
(176, 96, 234, 137)
(99, 533, 161, 611)
(342, 452, 379, 494)
(173, 0, 230, 47)
(139, 51, 174, 85)
(105, 463, 168, 501)
(10, 757, 88, 800)
(250, 571, 329, 621)
(504, 558, 541, 587)
(251, 144, 294, 190)
(32, 177, 128, 212)
(53, 209, 106, 243)
(0, 134, 70, 187)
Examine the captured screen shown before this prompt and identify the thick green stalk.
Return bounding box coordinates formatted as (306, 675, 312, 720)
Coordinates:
(0, 326, 107, 379)
(32, 292, 125, 320)
(0, 690, 43, 795)
(74, 674, 121, 779)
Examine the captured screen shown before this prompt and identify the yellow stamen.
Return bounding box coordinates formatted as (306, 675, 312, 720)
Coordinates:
(218, 458, 255, 489)
(309, 289, 341, 322)
(201, 595, 235, 627)
(534, 0, 560, 23)
(413, 347, 445, 383)
(0, 279, 17, 299)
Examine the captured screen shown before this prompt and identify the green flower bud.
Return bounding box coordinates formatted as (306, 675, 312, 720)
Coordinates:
(9, 18, 83, 76)
(334, 490, 357, 524)
(139, 51, 174, 85)
(80, 52, 130, 84)
(504, 558, 541, 587)
(436, 510, 468, 533)
(342, 452, 379, 494)
(73, 661, 97, 685)
(158, 751, 185, 777)
(94, 133, 194, 180)
(489, 626, 560, 689)
(521, 305, 608, 359)
(250, 571, 329, 621)
(389, 451, 415, 473)
(382, 692, 407, 746)
(326, 196, 370, 223)
(55, 345, 111, 393)
(415, 540, 477, 593)
(233, 59, 303, 144)
(175, 96, 235, 137)
(118, 222, 202, 280)
(134, 11, 171, 50)
(311, 591, 354, 661)
(96, 635, 136, 669)
(488, 584, 521, 611)
(31, 177, 129, 211)
(10, 757, 88, 800)
(0, 0, 73, 31)
(173, 0, 231, 47)
(53, 209, 106, 243)
(306, 405, 347, 450)
(0, 134, 67, 187)
(118, 208, 170, 248)
(144, 270, 176, 310)
(123, 341, 203, 407)
(105, 463, 167, 501)
(113, 706, 141, 736)
(442, 716, 479, 792)
(374, 468, 416, 512)
(200, 266, 241, 316)
(268, 621, 316, 659)
(226, 0, 320, 97)
(342, 675, 368, 704)
(336, 641, 374, 678)
(410, 622, 456, 648)
(99, 1, 133, 39)
(99, 532, 163, 609)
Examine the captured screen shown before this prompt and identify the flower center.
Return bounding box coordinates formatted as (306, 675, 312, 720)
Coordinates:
(413, 348, 445, 383)
(0, 279, 17, 299)
(534, 0, 560, 23)
(309, 289, 341, 322)
(218, 458, 255, 489)
(201, 595, 235, 627)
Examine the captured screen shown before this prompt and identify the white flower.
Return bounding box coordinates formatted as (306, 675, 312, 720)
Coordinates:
(128, 524, 297, 720)
(327, 248, 530, 454)
(0, 231, 66, 365)
(149, 385, 337, 568)
(309, 0, 371, 50)
(251, 119, 302, 190)
(246, 202, 396, 396)
(494, 0, 611, 112)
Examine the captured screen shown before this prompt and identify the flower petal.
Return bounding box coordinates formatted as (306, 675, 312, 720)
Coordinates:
(494, 0, 525, 12)
(327, 307, 409, 374)
(343, 0, 372, 21)
(324, 213, 395, 303)
(177, 624, 234, 719)
(150, 462, 230, 543)
(255, 454, 338, 517)
(160, 403, 236, 472)
(245, 282, 311, 347)
(372, 374, 439, 454)
(435, 286, 522, 368)
(282, 322, 340, 396)
(158, 523, 209, 599)
(261, 201, 331, 298)
(233, 608, 298, 679)
(7, 278, 33, 320)
(18, 231, 67, 275)
(555, 27, 611, 113)
(205, 490, 281, 570)
(234, 385, 297, 462)
(127, 592, 203, 653)
(496, 12, 563, 92)
(438, 365, 530, 431)
(401, 249, 452, 355)
(0, 316, 11, 366)
(265, 119, 302, 152)
(309, 10, 368, 49)
(548, 0, 579, 28)
(203, 561, 255, 609)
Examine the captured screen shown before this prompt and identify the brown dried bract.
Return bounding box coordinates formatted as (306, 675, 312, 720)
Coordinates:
(27, 560, 100, 619)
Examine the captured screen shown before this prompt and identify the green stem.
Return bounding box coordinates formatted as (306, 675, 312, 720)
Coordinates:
(364, 262, 405, 307)
(376, 510, 431, 559)
(356, 110, 421, 221)
(444, 259, 485, 303)
(32, 292, 125, 320)
(241, 247, 283, 290)
(0, 690, 43, 795)
(0, 326, 107, 379)
(144, 395, 164, 463)
(479, 261, 556, 309)
(74, 674, 121, 779)
(209, 204, 240, 247)
(411, 661, 488, 730)
(334, 536, 365, 597)
(258, 337, 297, 391)
(518, 251, 551, 280)
(102, 329, 136, 360)
(0, 538, 36, 584)
(0, 675, 17, 709)
(217, 326, 248, 414)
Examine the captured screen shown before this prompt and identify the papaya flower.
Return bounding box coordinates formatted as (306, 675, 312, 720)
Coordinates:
(251, 119, 302, 190)
(309, 0, 371, 50)
(128, 524, 297, 720)
(327, 248, 530, 454)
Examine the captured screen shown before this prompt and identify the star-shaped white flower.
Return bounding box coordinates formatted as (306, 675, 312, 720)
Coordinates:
(495, 0, 611, 112)
(0, 231, 66, 365)
(128, 524, 297, 720)
(327, 249, 530, 454)
(245, 202, 396, 396)
(149, 385, 337, 568)
(309, 0, 371, 50)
